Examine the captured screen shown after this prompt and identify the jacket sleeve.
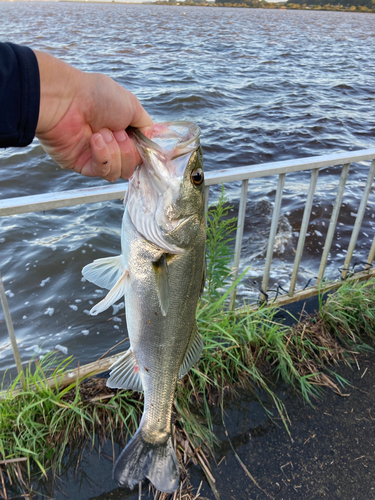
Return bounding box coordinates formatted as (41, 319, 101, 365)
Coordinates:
(0, 42, 40, 148)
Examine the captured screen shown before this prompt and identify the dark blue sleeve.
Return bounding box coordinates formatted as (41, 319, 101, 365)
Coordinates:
(0, 42, 40, 148)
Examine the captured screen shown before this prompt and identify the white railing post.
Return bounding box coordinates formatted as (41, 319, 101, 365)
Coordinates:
(0, 271, 24, 386)
(289, 169, 319, 297)
(366, 235, 375, 270)
(204, 185, 210, 218)
(260, 173, 286, 302)
(229, 179, 249, 310)
(341, 159, 375, 279)
(316, 163, 351, 286)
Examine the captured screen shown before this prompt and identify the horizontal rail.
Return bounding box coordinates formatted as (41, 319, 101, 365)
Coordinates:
(205, 148, 375, 185)
(0, 183, 128, 217)
(1, 148, 375, 217)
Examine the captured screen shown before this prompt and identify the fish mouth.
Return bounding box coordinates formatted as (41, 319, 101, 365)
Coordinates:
(129, 122, 201, 160)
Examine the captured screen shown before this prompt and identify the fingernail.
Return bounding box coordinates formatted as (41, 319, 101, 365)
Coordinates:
(114, 130, 128, 142)
(101, 129, 113, 143)
(94, 134, 106, 149)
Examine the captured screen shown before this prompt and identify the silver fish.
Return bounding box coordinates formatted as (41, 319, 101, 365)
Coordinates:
(82, 122, 206, 493)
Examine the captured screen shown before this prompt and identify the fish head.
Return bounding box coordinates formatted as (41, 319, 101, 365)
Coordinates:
(127, 122, 205, 253)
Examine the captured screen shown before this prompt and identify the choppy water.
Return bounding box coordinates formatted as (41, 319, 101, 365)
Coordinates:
(1, 2, 375, 374)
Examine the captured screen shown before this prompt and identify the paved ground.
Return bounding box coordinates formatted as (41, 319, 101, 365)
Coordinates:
(194, 351, 375, 500)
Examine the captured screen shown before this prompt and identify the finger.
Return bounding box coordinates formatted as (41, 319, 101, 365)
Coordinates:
(113, 129, 141, 179)
(98, 128, 122, 182)
(79, 132, 111, 178)
(78, 129, 139, 181)
(85, 128, 123, 182)
(138, 124, 154, 140)
(126, 92, 154, 137)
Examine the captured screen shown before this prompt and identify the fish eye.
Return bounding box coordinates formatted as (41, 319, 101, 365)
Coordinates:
(191, 168, 204, 186)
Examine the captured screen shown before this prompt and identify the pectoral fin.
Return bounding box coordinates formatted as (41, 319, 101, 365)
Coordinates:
(107, 349, 143, 392)
(82, 255, 124, 290)
(89, 269, 128, 316)
(178, 322, 204, 379)
(152, 254, 170, 317)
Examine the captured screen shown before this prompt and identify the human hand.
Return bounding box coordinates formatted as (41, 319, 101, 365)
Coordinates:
(34, 51, 153, 181)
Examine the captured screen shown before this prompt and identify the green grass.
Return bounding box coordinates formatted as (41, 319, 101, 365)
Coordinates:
(0, 355, 142, 493)
(1, 188, 375, 497)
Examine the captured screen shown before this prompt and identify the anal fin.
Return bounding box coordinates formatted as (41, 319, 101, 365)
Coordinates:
(107, 349, 143, 392)
(178, 322, 204, 379)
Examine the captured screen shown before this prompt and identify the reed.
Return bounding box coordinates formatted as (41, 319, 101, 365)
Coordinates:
(1, 189, 375, 499)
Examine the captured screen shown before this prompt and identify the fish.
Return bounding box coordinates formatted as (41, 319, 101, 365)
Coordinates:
(82, 122, 206, 493)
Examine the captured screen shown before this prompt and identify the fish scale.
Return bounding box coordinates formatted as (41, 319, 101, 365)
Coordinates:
(82, 122, 206, 493)
(124, 207, 205, 437)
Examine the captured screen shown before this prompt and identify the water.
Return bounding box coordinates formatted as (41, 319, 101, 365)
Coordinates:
(1, 3, 375, 374)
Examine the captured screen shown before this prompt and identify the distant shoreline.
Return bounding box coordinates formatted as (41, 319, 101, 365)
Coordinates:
(3, 0, 373, 11)
(153, 1, 374, 11)
(56, 0, 374, 11)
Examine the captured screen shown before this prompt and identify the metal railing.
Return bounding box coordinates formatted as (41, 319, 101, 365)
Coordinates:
(1, 147, 375, 373)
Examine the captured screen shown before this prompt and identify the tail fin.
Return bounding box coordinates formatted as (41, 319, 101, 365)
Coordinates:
(114, 429, 179, 493)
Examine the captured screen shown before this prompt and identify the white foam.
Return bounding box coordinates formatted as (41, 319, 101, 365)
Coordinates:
(40, 277, 51, 287)
(55, 344, 68, 355)
(112, 302, 125, 315)
(25, 344, 41, 353)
